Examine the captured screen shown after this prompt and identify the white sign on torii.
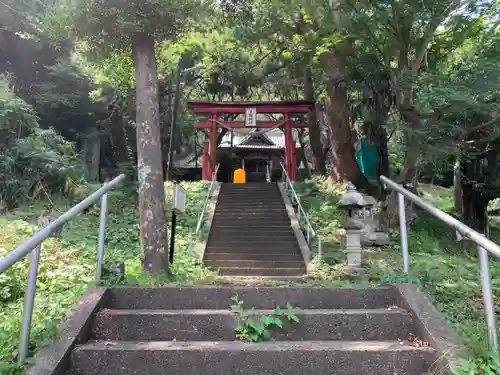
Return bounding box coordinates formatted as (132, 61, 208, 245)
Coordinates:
(245, 107, 257, 127)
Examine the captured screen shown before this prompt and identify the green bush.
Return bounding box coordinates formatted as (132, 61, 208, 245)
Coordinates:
(0, 77, 84, 208)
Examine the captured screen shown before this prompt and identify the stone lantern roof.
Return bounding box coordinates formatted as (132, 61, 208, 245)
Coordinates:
(338, 183, 368, 209)
(362, 195, 376, 207)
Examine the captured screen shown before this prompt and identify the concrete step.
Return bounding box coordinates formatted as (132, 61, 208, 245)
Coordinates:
(70, 340, 437, 375)
(211, 224, 293, 229)
(215, 267, 305, 277)
(209, 229, 295, 236)
(205, 247, 300, 256)
(213, 212, 289, 218)
(206, 239, 299, 246)
(217, 201, 284, 204)
(208, 234, 297, 241)
(92, 308, 415, 342)
(211, 220, 291, 226)
(205, 260, 304, 269)
(215, 209, 285, 213)
(204, 253, 303, 261)
(107, 286, 399, 310)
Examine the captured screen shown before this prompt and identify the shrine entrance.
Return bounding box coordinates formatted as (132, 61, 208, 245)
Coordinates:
(187, 100, 314, 182)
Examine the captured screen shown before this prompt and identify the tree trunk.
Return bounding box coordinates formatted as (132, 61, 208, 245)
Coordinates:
(383, 87, 422, 227)
(132, 32, 168, 273)
(320, 49, 371, 191)
(304, 66, 326, 174)
(298, 129, 311, 177)
(453, 158, 463, 213)
(82, 126, 101, 182)
(166, 62, 182, 181)
(109, 107, 129, 164)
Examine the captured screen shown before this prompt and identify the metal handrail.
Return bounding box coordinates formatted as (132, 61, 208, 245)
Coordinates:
(380, 175, 498, 352)
(0, 174, 126, 364)
(279, 162, 322, 257)
(195, 164, 220, 235)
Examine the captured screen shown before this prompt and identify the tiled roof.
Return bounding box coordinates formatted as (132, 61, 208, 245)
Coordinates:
(219, 129, 300, 149)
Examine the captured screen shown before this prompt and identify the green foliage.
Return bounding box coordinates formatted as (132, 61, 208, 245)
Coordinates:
(452, 356, 500, 375)
(45, 0, 206, 53)
(0, 77, 84, 207)
(230, 295, 299, 342)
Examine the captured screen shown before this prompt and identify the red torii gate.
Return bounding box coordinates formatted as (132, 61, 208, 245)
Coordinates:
(188, 100, 314, 182)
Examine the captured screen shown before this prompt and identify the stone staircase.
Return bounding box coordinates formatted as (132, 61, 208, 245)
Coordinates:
(204, 183, 306, 277)
(58, 286, 442, 375)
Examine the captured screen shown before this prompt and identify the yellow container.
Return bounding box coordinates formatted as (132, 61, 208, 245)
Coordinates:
(233, 168, 246, 184)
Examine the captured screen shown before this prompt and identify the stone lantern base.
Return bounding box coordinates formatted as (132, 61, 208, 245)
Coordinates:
(344, 229, 364, 275)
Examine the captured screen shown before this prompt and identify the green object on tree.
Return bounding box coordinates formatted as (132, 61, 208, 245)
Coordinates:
(355, 138, 378, 180)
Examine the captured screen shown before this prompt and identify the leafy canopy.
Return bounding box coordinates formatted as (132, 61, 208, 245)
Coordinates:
(45, 0, 207, 53)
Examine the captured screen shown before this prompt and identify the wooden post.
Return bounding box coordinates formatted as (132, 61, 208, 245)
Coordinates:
(209, 113, 218, 178)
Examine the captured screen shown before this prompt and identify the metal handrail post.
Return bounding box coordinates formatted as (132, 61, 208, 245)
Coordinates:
(380, 175, 500, 259)
(381, 175, 499, 352)
(96, 190, 109, 281)
(0, 174, 126, 274)
(397, 193, 410, 274)
(195, 164, 220, 234)
(279, 163, 316, 237)
(478, 245, 498, 351)
(18, 243, 42, 364)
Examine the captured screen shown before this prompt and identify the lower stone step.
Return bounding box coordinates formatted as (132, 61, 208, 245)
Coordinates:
(70, 340, 437, 375)
(107, 286, 399, 310)
(205, 260, 304, 269)
(206, 239, 300, 247)
(215, 266, 305, 277)
(204, 246, 301, 254)
(92, 308, 414, 341)
(204, 253, 304, 261)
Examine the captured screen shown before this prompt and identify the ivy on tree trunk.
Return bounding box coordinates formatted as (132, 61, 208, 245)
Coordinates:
(132, 32, 168, 273)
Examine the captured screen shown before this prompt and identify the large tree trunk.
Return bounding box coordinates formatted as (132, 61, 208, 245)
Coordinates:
(383, 86, 423, 227)
(82, 126, 101, 182)
(320, 49, 372, 191)
(304, 66, 326, 174)
(166, 63, 182, 180)
(109, 106, 129, 164)
(132, 32, 168, 273)
(453, 159, 463, 213)
(461, 158, 489, 233)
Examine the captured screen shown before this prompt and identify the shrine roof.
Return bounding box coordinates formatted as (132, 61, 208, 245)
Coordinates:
(187, 100, 314, 114)
(219, 128, 301, 149)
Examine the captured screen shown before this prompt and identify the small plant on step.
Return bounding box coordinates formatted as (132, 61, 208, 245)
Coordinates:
(229, 295, 300, 342)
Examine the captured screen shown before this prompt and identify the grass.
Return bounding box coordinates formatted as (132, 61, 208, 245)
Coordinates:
(0, 180, 216, 374)
(294, 176, 500, 361)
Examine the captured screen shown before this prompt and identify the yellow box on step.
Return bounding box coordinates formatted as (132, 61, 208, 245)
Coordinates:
(233, 168, 246, 184)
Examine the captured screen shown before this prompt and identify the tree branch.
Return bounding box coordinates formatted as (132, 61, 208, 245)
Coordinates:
(411, 0, 470, 71)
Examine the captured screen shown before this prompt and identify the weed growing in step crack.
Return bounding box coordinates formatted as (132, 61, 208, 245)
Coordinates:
(230, 295, 299, 342)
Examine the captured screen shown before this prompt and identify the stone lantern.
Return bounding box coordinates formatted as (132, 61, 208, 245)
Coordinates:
(338, 183, 368, 272)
